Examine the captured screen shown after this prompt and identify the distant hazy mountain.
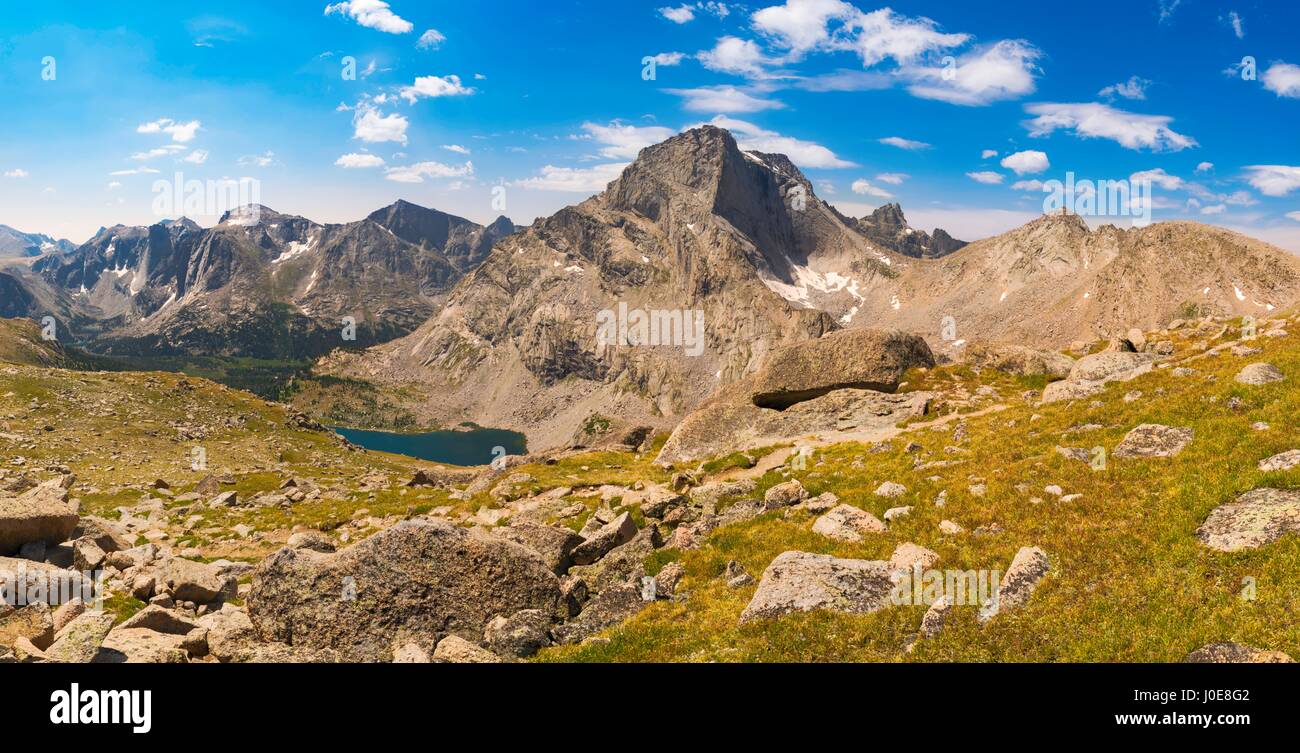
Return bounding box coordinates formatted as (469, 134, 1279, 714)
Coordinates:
(849, 203, 967, 259)
(15, 203, 514, 358)
(0, 224, 76, 258)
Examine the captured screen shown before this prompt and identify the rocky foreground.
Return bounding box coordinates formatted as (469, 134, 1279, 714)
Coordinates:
(2, 313, 1300, 662)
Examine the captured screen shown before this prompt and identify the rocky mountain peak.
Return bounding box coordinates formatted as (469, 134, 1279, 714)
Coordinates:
(865, 202, 908, 229)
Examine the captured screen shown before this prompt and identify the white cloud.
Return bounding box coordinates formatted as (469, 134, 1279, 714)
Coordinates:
(136, 118, 201, 143)
(581, 122, 675, 159)
(1201, 204, 1227, 215)
(108, 167, 160, 176)
(384, 160, 474, 183)
(751, 0, 854, 56)
(1287, 211, 1300, 223)
(1023, 102, 1197, 152)
(658, 5, 695, 23)
(848, 7, 969, 67)
(981, 149, 998, 159)
(697, 36, 772, 76)
(851, 178, 892, 199)
(704, 115, 856, 168)
(1000, 150, 1049, 175)
(875, 172, 907, 185)
(1098, 75, 1150, 101)
(441, 144, 470, 155)
(1262, 62, 1300, 98)
(513, 163, 628, 193)
(1010, 179, 1044, 191)
(399, 74, 475, 103)
(1158, 0, 1182, 23)
(130, 145, 186, 161)
(107, 181, 122, 190)
(183, 150, 209, 165)
(648, 52, 686, 66)
(417, 29, 446, 50)
(1130, 168, 1183, 190)
(238, 151, 276, 168)
(1244, 165, 1300, 196)
(665, 85, 785, 112)
(4, 169, 29, 178)
(335, 153, 386, 168)
(905, 40, 1040, 105)
(1196, 162, 1214, 173)
(324, 1, 412, 34)
(353, 107, 409, 145)
(1226, 11, 1245, 39)
(967, 171, 1004, 185)
(879, 136, 930, 150)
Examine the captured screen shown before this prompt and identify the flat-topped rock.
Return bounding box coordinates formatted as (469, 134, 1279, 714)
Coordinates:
(740, 551, 895, 623)
(1197, 488, 1300, 552)
(1112, 424, 1194, 459)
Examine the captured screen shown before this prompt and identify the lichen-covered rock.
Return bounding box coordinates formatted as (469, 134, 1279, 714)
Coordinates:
(764, 480, 807, 509)
(1259, 450, 1300, 472)
(979, 546, 1050, 622)
(811, 505, 886, 542)
(569, 512, 637, 566)
(491, 524, 583, 574)
(43, 613, 113, 663)
(960, 342, 1074, 379)
(247, 519, 561, 661)
(0, 476, 79, 556)
(1112, 424, 1194, 459)
(1197, 488, 1300, 552)
(1235, 363, 1284, 385)
(740, 551, 895, 623)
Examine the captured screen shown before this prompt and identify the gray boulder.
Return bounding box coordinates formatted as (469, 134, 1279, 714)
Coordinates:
(740, 551, 895, 623)
(749, 328, 935, 409)
(0, 476, 79, 556)
(1112, 424, 1194, 459)
(1197, 488, 1300, 552)
(1236, 363, 1284, 385)
(247, 519, 561, 661)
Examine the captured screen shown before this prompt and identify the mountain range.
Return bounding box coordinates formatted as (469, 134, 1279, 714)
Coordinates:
(0, 224, 75, 258)
(3, 202, 514, 358)
(315, 126, 1300, 450)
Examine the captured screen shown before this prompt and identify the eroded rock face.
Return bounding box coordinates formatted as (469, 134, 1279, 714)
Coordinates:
(749, 329, 935, 409)
(739, 551, 895, 623)
(1185, 642, 1294, 663)
(246, 519, 561, 661)
(0, 476, 79, 556)
(1112, 424, 1194, 459)
(1197, 488, 1300, 552)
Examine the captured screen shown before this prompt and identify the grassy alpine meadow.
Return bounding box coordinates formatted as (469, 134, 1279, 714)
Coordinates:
(539, 316, 1300, 662)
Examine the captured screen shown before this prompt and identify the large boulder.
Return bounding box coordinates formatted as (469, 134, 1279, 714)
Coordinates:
(1067, 352, 1157, 383)
(43, 613, 114, 663)
(159, 559, 236, 604)
(246, 519, 561, 661)
(0, 476, 80, 556)
(491, 524, 584, 574)
(1236, 363, 1285, 385)
(979, 546, 1050, 622)
(1197, 488, 1300, 552)
(0, 558, 97, 609)
(748, 328, 935, 409)
(1112, 425, 1194, 459)
(739, 551, 896, 623)
(658, 388, 931, 465)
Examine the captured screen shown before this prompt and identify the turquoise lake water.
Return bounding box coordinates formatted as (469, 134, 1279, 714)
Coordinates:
(332, 426, 527, 467)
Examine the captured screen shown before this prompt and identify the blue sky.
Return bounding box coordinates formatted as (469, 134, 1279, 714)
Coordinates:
(1, 0, 1298, 249)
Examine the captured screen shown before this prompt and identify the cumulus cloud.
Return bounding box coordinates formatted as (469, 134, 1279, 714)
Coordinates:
(353, 107, 409, 145)
(966, 171, 1004, 185)
(879, 136, 930, 150)
(417, 29, 446, 50)
(648, 52, 686, 66)
(751, 0, 855, 56)
(335, 153, 386, 168)
(904, 39, 1039, 105)
(384, 160, 474, 183)
(703, 115, 856, 168)
(1098, 75, 1150, 101)
(1023, 102, 1197, 152)
(183, 150, 209, 165)
(664, 85, 785, 112)
(513, 163, 628, 193)
(981, 149, 998, 159)
(399, 74, 475, 103)
(137, 118, 201, 143)
(697, 36, 773, 76)
(1196, 162, 1214, 173)
(3, 169, 28, 178)
(324, 1, 413, 34)
(1000, 150, 1049, 175)
(1262, 62, 1300, 98)
(851, 178, 892, 199)
(580, 122, 675, 159)
(658, 4, 696, 23)
(1010, 179, 1044, 191)
(1130, 168, 1183, 190)
(1243, 165, 1300, 196)
(1287, 211, 1300, 223)
(875, 172, 907, 184)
